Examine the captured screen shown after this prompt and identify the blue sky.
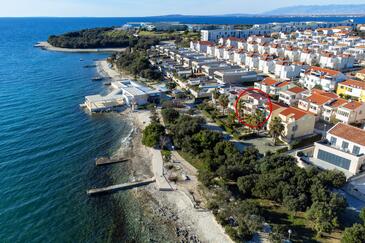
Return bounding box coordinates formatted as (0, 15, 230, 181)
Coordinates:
(1, 0, 365, 17)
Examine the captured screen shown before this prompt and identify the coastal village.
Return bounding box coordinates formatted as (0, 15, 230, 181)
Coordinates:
(52, 19, 365, 242)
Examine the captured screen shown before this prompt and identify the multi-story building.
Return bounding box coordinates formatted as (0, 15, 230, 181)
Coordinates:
(213, 69, 258, 85)
(277, 106, 316, 141)
(336, 101, 365, 124)
(255, 77, 294, 96)
(299, 66, 347, 91)
(313, 123, 365, 176)
(279, 86, 308, 105)
(298, 90, 338, 117)
(337, 79, 365, 102)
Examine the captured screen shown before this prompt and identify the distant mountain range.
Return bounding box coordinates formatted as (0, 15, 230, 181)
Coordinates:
(262, 4, 365, 16)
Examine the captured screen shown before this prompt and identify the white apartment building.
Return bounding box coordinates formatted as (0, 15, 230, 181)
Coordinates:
(279, 86, 307, 105)
(299, 66, 347, 91)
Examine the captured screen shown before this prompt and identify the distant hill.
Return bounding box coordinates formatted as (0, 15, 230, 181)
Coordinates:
(263, 4, 365, 16)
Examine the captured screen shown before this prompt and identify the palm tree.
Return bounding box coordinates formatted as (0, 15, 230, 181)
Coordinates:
(269, 117, 285, 145)
(219, 94, 229, 115)
(212, 89, 220, 105)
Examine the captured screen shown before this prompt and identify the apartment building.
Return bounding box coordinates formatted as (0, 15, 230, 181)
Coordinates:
(279, 86, 308, 105)
(255, 78, 294, 96)
(299, 66, 347, 91)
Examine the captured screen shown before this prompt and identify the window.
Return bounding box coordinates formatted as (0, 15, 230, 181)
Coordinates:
(342, 141, 349, 149)
(317, 149, 351, 170)
(330, 136, 337, 145)
(353, 145, 361, 155)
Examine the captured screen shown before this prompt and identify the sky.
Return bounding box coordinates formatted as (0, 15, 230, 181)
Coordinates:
(1, 0, 365, 17)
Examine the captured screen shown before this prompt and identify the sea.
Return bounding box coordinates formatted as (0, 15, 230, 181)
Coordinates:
(0, 16, 365, 243)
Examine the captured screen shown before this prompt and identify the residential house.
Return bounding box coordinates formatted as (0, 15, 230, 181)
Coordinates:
(312, 123, 365, 176)
(298, 90, 337, 117)
(337, 79, 365, 102)
(277, 106, 316, 141)
(279, 86, 307, 105)
(322, 98, 348, 122)
(255, 77, 294, 96)
(355, 69, 365, 81)
(336, 101, 365, 124)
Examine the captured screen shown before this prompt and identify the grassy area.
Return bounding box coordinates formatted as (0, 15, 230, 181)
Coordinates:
(177, 150, 207, 171)
(138, 30, 199, 38)
(253, 199, 343, 243)
(104, 30, 129, 38)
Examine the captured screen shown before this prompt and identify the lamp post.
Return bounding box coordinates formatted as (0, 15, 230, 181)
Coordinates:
(288, 229, 292, 241)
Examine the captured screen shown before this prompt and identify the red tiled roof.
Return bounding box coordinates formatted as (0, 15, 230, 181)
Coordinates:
(277, 81, 291, 88)
(312, 89, 338, 99)
(199, 41, 214, 46)
(287, 86, 306, 94)
(261, 77, 277, 86)
(342, 101, 363, 110)
(340, 79, 365, 90)
(280, 107, 309, 120)
(309, 66, 341, 76)
(307, 93, 333, 105)
(329, 123, 365, 146)
(325, 98, 348, 108)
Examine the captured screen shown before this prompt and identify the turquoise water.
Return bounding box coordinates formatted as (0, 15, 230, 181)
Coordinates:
(1, 17, 365, 243)
(0, 18, 139, 242)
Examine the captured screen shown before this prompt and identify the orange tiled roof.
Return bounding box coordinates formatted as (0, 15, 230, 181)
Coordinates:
(325, 98, 348, 108)
(340, 79, 365, 90)
(261, 77, 277, 86)
(277, 81, 291, 88)
(270, 102, 286, 111)
(309, 66, 341, 76)
(357, 69, 365, 74)
(280, 107, 308, 120)
(329, 123, 365, 146)
(342, 101, 363, 110)
(287, 86, 306, 94)
(307, 93, 333, 105)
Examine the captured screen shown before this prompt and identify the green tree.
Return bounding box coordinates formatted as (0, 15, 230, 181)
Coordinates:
(317, 170, 346, 189)
(342, 224, 365, 243)
(161, 108, 180, 124)
(269, 117, 284, 145)
(142, 122, 165, 148)
(360, 208, 365, 225)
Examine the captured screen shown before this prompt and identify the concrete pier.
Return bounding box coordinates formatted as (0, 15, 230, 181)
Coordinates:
(87, 177, 155, 196)
(95, 157, 129, 166)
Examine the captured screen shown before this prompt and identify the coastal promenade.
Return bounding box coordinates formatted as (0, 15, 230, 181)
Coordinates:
(151, 148, 174, 191)
(35, 41, 126, 53)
